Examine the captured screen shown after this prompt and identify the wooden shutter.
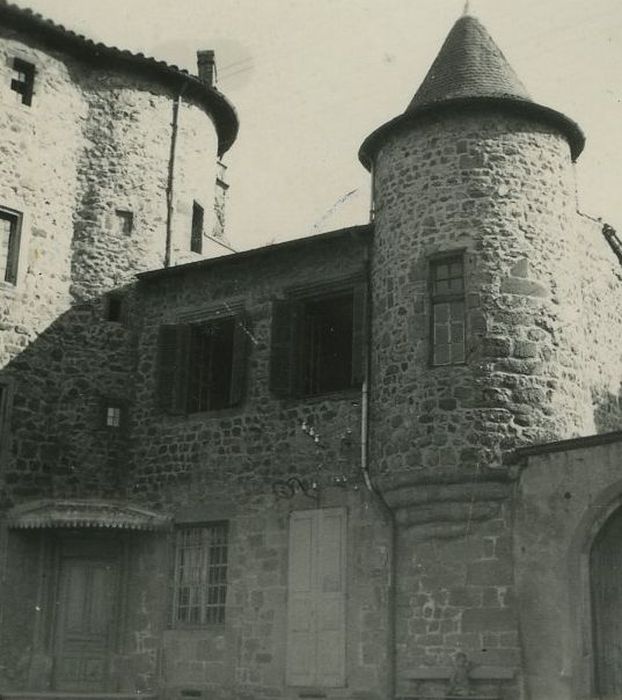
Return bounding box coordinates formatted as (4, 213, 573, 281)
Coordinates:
(287, 511, 317, 686)
(591, 508, 622, 696)
(350, 282, 367, 387)
(286, 508, 346, 688)
(269, 300, 298, 396)
(229, 313, 249, 406)
(156, 324, 191, 413)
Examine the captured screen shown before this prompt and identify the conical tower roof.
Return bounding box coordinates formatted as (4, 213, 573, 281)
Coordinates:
(407, 14, 530, 110)
(359, 12, 584, 169)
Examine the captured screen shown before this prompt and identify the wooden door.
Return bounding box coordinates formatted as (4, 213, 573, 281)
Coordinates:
(286, 508, 346, 687)
(591, 507, 622, 697)
(54, 542, 121, 691)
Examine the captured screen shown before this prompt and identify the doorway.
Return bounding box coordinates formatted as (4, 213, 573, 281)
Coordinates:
(52, 534, 124, 692)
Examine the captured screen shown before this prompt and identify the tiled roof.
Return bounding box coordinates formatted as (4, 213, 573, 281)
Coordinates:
(359, 13, 584, 169)
(407, 15, 530, 111)
(0, 0, 238, 155)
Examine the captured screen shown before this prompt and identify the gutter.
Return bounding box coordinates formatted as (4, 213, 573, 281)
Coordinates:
(164, 85, 187, 268)
(360, 247, 397, 700)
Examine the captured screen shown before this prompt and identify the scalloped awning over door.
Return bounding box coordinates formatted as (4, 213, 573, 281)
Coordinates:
(6, 499, 172, 531)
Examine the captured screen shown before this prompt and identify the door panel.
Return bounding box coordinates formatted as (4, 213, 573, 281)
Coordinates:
(591, 507, 622, 696)
(54, 550, 120, 691)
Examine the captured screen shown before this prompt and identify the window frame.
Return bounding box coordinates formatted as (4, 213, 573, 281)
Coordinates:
(190, 201, 204, 254)
(269, 276, 367, 399)
(0, 206, 23, 286)
(10, 57, 35, 106)
(172, 521, 229, 628)
(428, 251, 467, 367)
(156, 309, 249, 415)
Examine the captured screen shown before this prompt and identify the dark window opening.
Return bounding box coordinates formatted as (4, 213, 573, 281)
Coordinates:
(270, 283, 366, 397)
(191, 201, 204, 253)
(0, 208, 22, 285)
(115, 209, 133, 235)
(157, 314, 248, 414)
(10, 58, 35, 106)
(173, 522, 228, 626)
(430, 255, 466, 366)
(303, 294, 354, 395)
(105, 294, 125, 323)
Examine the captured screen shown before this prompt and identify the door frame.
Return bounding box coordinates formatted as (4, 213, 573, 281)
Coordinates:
(47, 530, 129, 692)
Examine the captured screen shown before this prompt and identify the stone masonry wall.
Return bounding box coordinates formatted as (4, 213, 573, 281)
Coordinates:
(369, 109, 622, 692)
(126, 231, 392, 700)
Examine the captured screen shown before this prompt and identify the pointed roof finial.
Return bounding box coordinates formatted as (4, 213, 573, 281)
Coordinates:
(463, 0, 471, 15)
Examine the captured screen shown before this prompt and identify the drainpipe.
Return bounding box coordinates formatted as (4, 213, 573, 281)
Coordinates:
(165, 83, 188, 268)
(360, 246, 397, 700)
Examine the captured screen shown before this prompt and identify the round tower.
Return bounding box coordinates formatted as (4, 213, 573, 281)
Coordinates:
(362, 12, 587, 491)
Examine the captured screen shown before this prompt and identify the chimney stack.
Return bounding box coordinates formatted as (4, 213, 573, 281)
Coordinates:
(197, 50, 217, 86)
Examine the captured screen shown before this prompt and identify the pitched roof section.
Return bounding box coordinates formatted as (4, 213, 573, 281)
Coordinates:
(359, 13, 584, 169)
(407, 15, 530, 111)
(0, 0, 238, 156)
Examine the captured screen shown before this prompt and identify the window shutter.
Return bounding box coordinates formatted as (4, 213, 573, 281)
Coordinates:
(5, 217, 21, 284)
(286, 511, 317, 686)
(316, 508, 347, 687)
(351, 282, 367, 386)
(229, 313, 249, 407)
(157, 324, 191, 413)
(286, 508, 347, 688)
(269, 300, 298, 396)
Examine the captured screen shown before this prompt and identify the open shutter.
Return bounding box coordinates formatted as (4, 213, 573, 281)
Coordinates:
(316, 508, 346, 687)
(269, 300, 297, 396)
(156, 324, 191, 413)
(351, 282, 367, 386)
(286, 511, 317, 686)
(229, 313, 249, 407)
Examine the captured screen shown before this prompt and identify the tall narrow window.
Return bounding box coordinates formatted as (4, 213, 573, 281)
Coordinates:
(430, 255, 466, 366)
(0, 209, 22, 285)
(191, 201, 204, 253)
(173, 523, 228, 626)
(10, 58, 35, 106)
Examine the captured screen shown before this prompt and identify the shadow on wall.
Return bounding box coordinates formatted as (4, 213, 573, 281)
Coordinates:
(592, 384, 622, 434)
(0, 291, 135, 509)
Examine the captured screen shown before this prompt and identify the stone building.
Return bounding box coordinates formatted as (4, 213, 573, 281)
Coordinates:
(1, 3, 622, 700)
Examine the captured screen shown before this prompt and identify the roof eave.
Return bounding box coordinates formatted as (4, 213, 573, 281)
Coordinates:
(359, 97, 585, 170)
(0, 1, 239, 156)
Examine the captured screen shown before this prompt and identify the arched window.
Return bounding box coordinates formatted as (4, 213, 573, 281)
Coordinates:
(590, 505, 622, 696)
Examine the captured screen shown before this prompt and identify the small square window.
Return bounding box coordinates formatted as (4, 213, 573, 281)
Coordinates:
(105, 293, 125, 323)
(191, 201, 204, 253)
(105, 405, 122, 428)
(0, 208, 22, 285)
(10, 58, 35, 106)
(115, 210, 133, 235)
(173, 523, 228, 626)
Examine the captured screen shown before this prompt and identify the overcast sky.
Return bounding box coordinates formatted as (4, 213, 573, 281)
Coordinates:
(22, 0, 622, 251)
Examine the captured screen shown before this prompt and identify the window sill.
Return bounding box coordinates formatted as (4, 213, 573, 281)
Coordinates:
(282, 386, 363, 405)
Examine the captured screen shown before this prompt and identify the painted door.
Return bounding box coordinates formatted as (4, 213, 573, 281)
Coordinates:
(591, 507, 622, 696)
(54, 547, 120, 691)
(286, 508, 346, 687)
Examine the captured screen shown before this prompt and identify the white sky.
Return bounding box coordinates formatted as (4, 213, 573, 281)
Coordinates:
(21, 0, 622, 251)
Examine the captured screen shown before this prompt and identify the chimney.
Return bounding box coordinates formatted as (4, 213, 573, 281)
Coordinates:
(197, 50, 217, 87)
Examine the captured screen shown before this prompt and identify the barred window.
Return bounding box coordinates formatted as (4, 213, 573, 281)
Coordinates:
(173, 523, 228, 626)
(430, 255, 466, 366)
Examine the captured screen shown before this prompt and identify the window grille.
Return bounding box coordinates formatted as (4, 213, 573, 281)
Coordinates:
(430, 255, 466, 366)
(173, 523, 228, 626)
